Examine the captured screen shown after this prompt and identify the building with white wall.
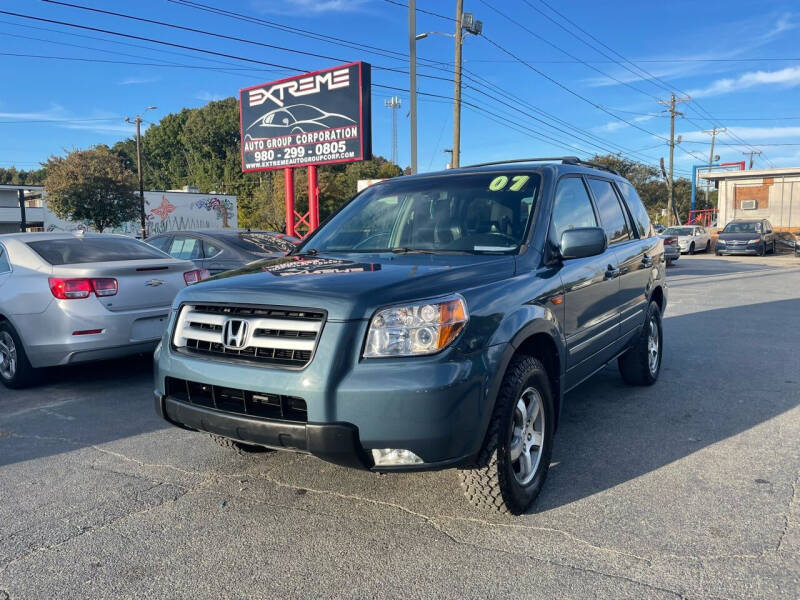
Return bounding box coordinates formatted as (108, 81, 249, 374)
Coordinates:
(700, 168, 800, 231)
(0, 185, 45, 233)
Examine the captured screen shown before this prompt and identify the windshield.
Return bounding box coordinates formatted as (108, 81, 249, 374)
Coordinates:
(302, 172, 541, 254)
(664, 227, 693, 236)
(723, 222, 760, 233)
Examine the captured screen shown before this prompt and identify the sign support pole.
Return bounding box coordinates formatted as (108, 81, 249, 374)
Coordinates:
(284, 167, 296, 237)
(308, 165, 319, 230)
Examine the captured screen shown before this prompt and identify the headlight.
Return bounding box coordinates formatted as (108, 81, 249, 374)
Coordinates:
(716, 240, 726, 245)
(363, 295, 468, 358)
(748, 238, 762, 244)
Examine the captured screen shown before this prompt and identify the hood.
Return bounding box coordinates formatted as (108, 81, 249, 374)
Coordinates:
(173, 252, 517, 321)
(718, 232, 761, 241)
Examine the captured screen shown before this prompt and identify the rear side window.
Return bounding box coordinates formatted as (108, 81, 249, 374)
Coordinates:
(167, 236, 203, 260)
(588, 179, 631, 245)
(617, 180, 651, 238)
(551, 177, 598, 242)
(0, 245, 10, 274)
(203, 240, 223, 258)
(27, 237, 168, 265)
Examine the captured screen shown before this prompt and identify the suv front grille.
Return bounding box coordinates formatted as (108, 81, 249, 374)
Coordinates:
(165, 377, 308, 422)
(172, 303, 324, 368)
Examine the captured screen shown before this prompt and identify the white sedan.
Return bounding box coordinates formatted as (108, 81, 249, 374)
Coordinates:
(662, 226, 711, 255)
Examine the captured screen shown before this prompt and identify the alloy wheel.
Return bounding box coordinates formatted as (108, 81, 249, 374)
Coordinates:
(647, 316, 660, 376)
(0, 331, 17, 380)
(509, 387, 545, 485)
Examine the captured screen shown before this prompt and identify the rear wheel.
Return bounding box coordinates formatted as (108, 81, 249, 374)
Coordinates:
(0, 321, 35, 389)
(618, 301, 662, 386)
(459, 356, 554, 514)
(209, 434, 274, 455)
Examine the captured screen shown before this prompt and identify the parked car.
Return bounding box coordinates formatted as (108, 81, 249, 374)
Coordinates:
(715, 219, 777, 256)
(153, 157, 667, 515)
(146, 230, 299, 275)
(0, 232, 209, 388)
(662, 225, 711, 254)
(659, 232, 680, 265)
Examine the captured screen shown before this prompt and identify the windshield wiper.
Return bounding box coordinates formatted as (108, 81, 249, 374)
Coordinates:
(390, 247, 472, 255)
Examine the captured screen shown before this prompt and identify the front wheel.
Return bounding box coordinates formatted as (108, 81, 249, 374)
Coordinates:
(0, 321, 35, 389)
(459, 356, 554, 514)
(689, 242, 695, 255)
(705, 240, 711, 252)
(618, 301, 663, 386)
(758, 243, 766, 256)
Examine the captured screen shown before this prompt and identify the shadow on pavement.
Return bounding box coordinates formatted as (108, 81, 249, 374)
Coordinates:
(666, 255, 786, 278)
(535, 297, 800, 512)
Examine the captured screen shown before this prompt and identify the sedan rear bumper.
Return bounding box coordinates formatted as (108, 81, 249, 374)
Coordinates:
(14, 299, 170, 368)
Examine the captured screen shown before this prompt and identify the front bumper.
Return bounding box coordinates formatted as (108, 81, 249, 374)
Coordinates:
(716, 243, 762, 255)
(154, 317, 506, 471)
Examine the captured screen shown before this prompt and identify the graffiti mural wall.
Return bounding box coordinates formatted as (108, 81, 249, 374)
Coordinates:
(44, 191, 238, 237)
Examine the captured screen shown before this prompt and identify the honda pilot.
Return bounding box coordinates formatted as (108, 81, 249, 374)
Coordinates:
(153, 157, 667, 514)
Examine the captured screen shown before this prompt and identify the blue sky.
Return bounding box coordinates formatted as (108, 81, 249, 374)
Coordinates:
(1, 0, 799, 178)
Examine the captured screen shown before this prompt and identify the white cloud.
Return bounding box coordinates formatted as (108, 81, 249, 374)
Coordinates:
(594, 113, 657, 133)
(118, 76, 160, 86)
(688, 66, 800, 98)
(680, 126, 800, 142)
(195, 91, 227, 103)
(584, 12, 799, 88)
(248, 0, 368, 14)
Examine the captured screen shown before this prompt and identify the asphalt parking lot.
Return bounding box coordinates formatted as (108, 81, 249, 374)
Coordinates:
(1, 253, 799, 599)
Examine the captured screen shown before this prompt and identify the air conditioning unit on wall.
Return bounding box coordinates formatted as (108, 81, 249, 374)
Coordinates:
(741, 199, 758, 210)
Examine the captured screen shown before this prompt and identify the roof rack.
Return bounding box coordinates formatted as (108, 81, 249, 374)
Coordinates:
(461, 156, 619, 176)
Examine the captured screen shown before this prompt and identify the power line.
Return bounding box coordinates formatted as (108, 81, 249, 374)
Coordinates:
(380, 0, 456, 22)
(0, 117, 121, 124)
(477, 0, 660, 100)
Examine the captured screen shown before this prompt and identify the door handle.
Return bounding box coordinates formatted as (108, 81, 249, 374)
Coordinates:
(604, 265, 620, 280)
(642, 254, 653, 267)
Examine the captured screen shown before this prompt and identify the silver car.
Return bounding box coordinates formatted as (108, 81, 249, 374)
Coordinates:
(0, 232, 207, 388)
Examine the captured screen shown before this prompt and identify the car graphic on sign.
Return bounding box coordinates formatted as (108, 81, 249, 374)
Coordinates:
(245, 103, 355, 137)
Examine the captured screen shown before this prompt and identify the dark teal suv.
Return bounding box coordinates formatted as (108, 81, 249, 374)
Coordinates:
(154, 157, 667, 514)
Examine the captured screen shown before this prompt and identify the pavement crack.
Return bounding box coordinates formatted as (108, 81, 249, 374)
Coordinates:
(437, 514, 653, 565)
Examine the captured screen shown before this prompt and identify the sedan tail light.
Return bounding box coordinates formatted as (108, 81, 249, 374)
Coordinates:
(49, 278, 118, 299)
(663, 237, 675, 245)
(183, 269, 210, 285)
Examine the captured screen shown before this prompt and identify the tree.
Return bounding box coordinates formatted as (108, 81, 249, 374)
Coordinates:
(44, 146, 140, 232)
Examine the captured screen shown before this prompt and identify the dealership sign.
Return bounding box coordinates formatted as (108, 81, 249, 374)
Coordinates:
(239, 62, 372, 171)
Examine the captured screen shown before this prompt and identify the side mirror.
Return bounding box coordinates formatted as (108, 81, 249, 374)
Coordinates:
(560, 227, 607, 260)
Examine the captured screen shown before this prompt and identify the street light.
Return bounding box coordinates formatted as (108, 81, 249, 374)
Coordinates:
(124, 106, 157, 239)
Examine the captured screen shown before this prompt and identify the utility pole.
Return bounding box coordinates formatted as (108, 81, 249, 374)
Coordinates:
(125, 105, 156, 239)
(408, 0, 418, 174)
(385, 96, 402, 166)
(658, 93, 690, 225)
(452, 0, 464, 169)
(702, 127, 725, 204)
(743, 150, 762, 169)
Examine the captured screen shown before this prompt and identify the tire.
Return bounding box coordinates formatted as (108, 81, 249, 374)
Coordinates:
(689, 242, 695, 255)
(0, 320, 36, 389)
(705, 241, 711, 253)
(772, 241, 777, 255)
(208, 433, 274, 455)
(758, 243, 766, 256)
(715, 250, 721, 256)
(459, 356, 554, 515)
(666, 259, 673, 266)
(618, 301, 663, 386)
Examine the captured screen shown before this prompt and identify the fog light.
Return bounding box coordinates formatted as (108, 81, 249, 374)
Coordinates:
(371, 448, 424, 466)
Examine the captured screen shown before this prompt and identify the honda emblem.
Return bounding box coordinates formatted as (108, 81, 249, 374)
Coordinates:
(222, 319, 249, 349)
